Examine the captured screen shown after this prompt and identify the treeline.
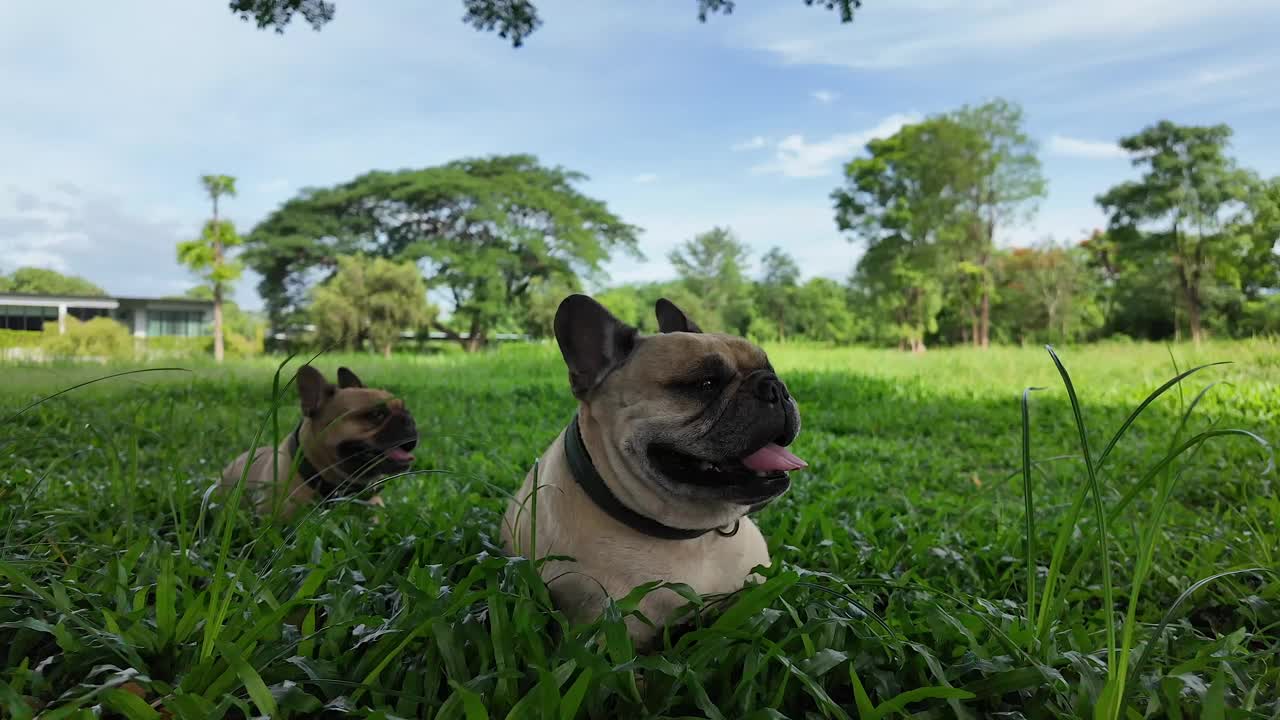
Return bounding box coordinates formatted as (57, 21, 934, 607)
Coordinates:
(831, 104, 1279, 350)
(12, 100, 1274, 357)
(237, 101, 1276, 353)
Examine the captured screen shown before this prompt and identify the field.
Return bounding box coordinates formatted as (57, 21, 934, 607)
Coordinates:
(2, 340, 1278, 718)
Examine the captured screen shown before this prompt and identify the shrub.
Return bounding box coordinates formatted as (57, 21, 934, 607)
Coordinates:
(0, 328, 42, 351)
(41, 317, 134, 360)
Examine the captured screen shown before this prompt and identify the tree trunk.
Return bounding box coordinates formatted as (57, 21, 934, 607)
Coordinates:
(1187, 296, 1203, 345)
(969, 312, 978, 348)
(979, 289, 991, 349)
(213, 282, 225, 363)
(382, 342, 392, 359)
(211, 193, 225, 364)
(462, 317, 486, 353)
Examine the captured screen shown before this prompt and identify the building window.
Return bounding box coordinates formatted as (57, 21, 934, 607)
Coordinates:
(147, 310, 208, 337)
(0, 305, 58, 331)
(67, 307, 109, 322)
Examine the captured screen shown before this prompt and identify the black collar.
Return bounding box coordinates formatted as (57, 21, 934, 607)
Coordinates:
(288, 422, 352, 498)
(562, 414, 749, 541)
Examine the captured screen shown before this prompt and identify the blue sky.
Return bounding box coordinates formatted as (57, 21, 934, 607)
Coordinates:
(2, 0, 1277, 310)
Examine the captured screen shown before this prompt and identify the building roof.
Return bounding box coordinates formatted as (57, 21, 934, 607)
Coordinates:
(0, 291, 214, 307)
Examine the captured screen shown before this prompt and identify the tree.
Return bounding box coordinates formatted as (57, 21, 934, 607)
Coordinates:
(833, 118, 968, 351)
(521, 274, 583, 339)
(756, 247, 801, 340)
(948, 99, 1046, 348)
(245, 155, 639, 351)
(1232, 176, 1280, 300)
(848, 237, 942, 351)
(668, 227, 755, 335)
(1096, 121, 1258, 344)
(310, 255, 435, 357)
(993, 240, 1103, 344)
(0, 267, 106, 296)
(178, 175, 243, 363)
(791, 278, 860, 343)
(229, 0, 862, 46)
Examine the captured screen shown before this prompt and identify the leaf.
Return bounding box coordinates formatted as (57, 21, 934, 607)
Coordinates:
(559, 669, 593, 720)
(1201, 664, 1226, 720)
(448, 681, 490, 720)
(849, 667, 877, 720)
(711, 572, 799, 633)
(799, 649, 848, 678)
(874, 686, 975, 717)
(217, 642, 277, 718)
(101, 689, 162, 720)
(0, 680, 34, 720)
(155, 555, 176, 649)
(684, 671, 725, 720)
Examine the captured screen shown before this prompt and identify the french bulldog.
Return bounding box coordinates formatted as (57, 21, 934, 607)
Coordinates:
(501, 295, 805, 646)
(220, 365, 418, 519)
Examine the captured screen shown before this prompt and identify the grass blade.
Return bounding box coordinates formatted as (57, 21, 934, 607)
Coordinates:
(1021, 385, 1045, 646)
(1044, 345, 1116, 701)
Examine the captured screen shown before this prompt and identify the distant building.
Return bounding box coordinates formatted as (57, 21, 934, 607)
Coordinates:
(0, 292, 214, 338)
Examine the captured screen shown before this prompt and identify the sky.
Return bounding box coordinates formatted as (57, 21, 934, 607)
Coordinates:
(1, 0, 1277, 310)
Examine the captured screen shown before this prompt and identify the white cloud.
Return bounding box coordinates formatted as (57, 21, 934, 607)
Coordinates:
(733, 0, 1273, 70)
(751, 113, 920, 179)
(1047, 134, 1128, 160)
(632, 173, 658, 184)
(811, 89, 838, 104)
(0, 184, 213, 301)
(731, 136, 768, 152)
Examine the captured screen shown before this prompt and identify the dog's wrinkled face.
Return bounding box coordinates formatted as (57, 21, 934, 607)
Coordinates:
(555, 295, 804, 508)
(296, 366, 419, 482)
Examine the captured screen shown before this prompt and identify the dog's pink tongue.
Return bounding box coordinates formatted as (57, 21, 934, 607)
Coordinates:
(384, 447, 414, 463)
(741, 443, 807, 472)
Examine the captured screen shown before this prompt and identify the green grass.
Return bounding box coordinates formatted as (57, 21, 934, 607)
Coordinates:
(2, 339, 1278, 718)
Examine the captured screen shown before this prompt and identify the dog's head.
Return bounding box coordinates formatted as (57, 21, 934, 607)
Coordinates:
(555, 294, 804, 527)
(295, 365, 418, 482)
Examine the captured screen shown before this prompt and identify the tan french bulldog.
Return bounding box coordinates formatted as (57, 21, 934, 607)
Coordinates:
(221, 365, 418, 519)
(502, 295, 805, 646)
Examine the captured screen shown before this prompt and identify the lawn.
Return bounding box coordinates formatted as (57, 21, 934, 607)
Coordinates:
(1, 340, 1277, 718)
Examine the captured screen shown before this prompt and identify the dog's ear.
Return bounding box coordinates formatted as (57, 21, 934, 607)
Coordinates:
(336, 367, 364, 389)
(297, 365, 335, 416)
(554, 294, 638, 399)
(655, 298, 702, 334)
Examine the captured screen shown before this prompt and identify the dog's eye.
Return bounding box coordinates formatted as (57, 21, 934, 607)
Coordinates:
(368, 407, 389, 423)
(690, 376, 722, 393)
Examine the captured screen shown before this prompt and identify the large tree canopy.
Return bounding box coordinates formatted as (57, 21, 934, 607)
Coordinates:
(244, 154, 640, 350)
(228, 0, 862, 46)
(833, 117, 972, 351)
(0, 268, 107, 296)
(1096, 121, 1260, 344)
(832, 100, 1045, 351)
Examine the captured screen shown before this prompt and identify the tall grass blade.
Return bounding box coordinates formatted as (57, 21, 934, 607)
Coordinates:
(1021, 385, 1045, 647)
(1044, 345, 1117, 700)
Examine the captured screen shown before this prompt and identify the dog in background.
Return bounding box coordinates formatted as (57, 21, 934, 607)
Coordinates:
(220, 365, 418, 519)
